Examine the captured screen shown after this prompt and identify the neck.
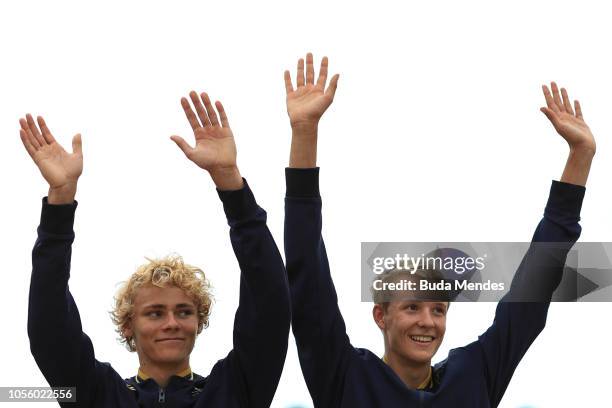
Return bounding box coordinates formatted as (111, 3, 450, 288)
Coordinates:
(385, 351, 431, 389)
(138, 359, 191, 388)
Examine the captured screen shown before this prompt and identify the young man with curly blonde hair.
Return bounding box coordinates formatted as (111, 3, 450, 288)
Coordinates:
(111, 255, 213, 354)
(22, 91, 290, 407)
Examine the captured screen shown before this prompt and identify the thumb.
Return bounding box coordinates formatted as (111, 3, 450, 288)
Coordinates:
(170, 135, 193, 158)
(72, 133, 82, 155)
(325, 73, 340, 100)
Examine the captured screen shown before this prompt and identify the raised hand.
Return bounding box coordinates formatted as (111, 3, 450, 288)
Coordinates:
(19, 114, 82, 204)
(540, 82, 595, 186)
(284, 53, 339, 127)
(540, 82, 596, 155)
(171, 91, 243, 190)
(285, 53, 339, 168)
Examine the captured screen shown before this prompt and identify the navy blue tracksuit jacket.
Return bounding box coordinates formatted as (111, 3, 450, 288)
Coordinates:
(284, 168, 584, 408)
(28, 181, 290, 407)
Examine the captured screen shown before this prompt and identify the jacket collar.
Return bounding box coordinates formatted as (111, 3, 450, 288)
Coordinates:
(135, 367, 193, 383)
(382, 355, 433, 390)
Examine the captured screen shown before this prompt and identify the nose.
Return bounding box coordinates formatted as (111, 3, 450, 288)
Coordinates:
(162, 311, 181, 330)
(417, 309, 435, 328)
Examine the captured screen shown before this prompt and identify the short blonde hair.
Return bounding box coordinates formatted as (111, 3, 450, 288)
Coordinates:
(110, 255, 213, 352)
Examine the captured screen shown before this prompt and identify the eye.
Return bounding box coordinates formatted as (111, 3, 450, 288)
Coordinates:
(147, 311, 161, 318)
(405, 303, 418, 312)
(433, 306, 446, 316)
(178, 310, 194, 318)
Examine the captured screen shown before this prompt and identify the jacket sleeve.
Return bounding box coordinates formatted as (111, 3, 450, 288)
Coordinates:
(216, 179, 291, 408)
(477, 180, 585, 407)
(284, 168, 353, 407)
(27, 198, 101, 408)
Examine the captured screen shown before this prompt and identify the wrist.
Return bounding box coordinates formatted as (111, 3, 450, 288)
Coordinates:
(48, 183, 77, 205)
(569, 144, 596, 159)
(289, 126, 318, 168)
(291, 121, 319, 138)
(209, 166, 243, 190)
(560, 149, 594, 187)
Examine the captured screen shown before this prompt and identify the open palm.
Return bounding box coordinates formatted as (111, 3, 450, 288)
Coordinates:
(19, 114, 83, 189)
(541, 82, 596, 154)
(171, 91, 237, 171)
(285, 53, 339, 126)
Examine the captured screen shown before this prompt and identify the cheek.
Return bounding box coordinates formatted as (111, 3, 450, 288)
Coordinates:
(388, 315, 413, 337)
(182, 317, 199, 335)
(394, 315, 416, 331)
(135, 320, 160, 340)
(435, 319, 447, 337)
(183, 319, 199, 350)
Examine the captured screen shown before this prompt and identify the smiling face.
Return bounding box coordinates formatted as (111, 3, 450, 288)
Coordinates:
(123, 284, 199, 367)
(373, 300, 447, 365)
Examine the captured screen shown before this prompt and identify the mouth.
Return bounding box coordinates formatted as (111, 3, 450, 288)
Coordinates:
(156, 338, 185, 343)
(409, 335, 435, 344)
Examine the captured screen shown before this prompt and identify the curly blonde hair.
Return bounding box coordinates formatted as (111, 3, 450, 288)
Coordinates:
(110, 255, 213, 352)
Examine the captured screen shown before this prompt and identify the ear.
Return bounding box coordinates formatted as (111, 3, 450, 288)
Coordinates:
(123, 322, 133, 338)
(372, 304, 386, 330)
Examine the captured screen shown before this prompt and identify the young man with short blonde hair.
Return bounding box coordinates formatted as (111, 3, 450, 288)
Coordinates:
(282, 53, 594, 407)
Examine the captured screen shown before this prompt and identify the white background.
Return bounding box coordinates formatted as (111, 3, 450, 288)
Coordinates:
(1, 1, 611, 407)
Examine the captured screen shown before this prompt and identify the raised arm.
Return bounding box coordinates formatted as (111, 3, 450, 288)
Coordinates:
(283, 53, 348, 406)
(477, 83, 593, 406)
(172, 93, 290, 407)
(21, 115, 100, 407)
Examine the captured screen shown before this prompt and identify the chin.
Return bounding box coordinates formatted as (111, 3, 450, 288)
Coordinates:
(407, 353, 434, 364)
(157, 355, 187, 365)
(402, 346, 436, 363)
(155, 349, 187, 361)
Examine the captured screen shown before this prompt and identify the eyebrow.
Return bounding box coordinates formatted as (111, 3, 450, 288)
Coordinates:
(142, 303, 195, 310)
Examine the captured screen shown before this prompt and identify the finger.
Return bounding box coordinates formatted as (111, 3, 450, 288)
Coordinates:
(189, 91, 211, 127)
(306, 52, 315, 85)
(540, 107, 558, 126)
(71, 133, 82, 155)
(37, 116, 57, 144)
(19, 117, 28, 132)
(325, 74, 340, 100)
(284, 70, 294, 94)
(542, 85, 557, 111)
(201, 93, 219, 126)
(316, 56, 329, 88)
(551, 82, 564, 112)
(297, 58, 305, 87)
(575, 100, 583, 119)
(20, 118, 41, 148)
(20, 129, 37, 158)
(181, 97, 201, 131)
(560, 88, 575, 115)
(215, 101, 230, 128)
(170, 135, 193, 158)
(26, 113, 46, 147)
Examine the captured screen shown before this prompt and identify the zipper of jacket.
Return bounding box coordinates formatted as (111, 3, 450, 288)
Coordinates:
(158, 387, 166, 403)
